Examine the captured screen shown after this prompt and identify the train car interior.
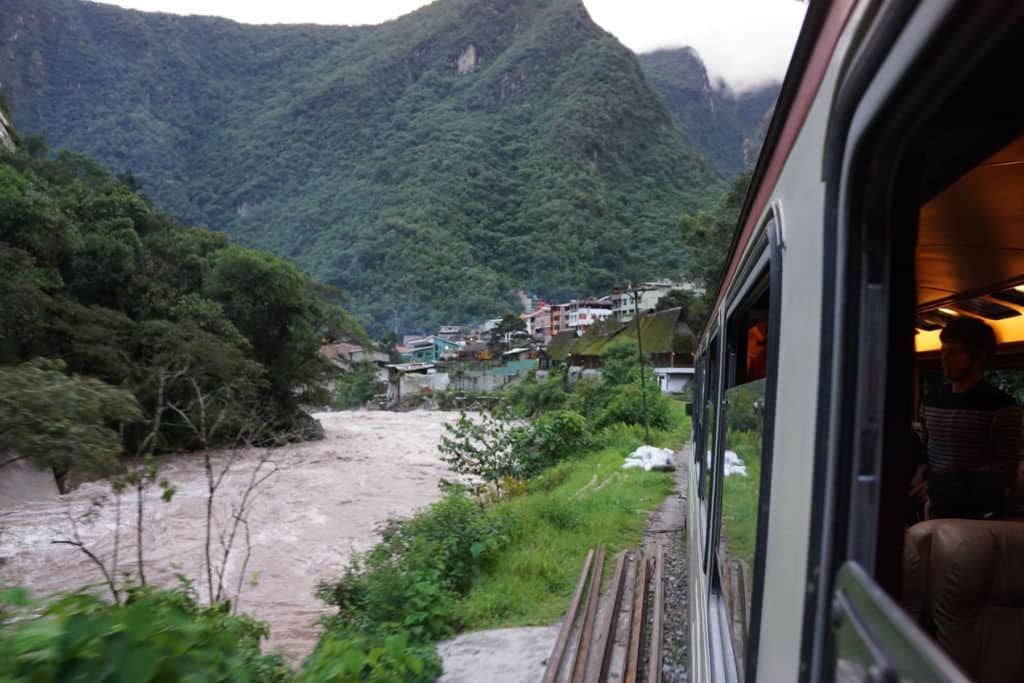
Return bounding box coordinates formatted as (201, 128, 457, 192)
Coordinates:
(835, 12, 1023, 682)
(901, 132, 1024, 683)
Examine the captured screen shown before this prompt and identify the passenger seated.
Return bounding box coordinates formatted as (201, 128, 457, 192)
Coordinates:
(913, 318, 1022, 519)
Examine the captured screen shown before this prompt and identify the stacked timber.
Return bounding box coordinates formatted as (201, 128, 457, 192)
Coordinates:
(543, 543, 667, 682)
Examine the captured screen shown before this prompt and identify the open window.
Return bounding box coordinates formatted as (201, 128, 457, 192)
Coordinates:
(820, 5, 1024, 682)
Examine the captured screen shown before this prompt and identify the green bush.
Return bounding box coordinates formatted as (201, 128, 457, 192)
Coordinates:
(299, 632, 441, 683)
(0, 585, 290, 683)
(594, 383, 671, 432)
(563, 375, 604, 422)
(524, 410, 587, 473)
(317, 491, 511, 644)
(506, 368, 569, 417)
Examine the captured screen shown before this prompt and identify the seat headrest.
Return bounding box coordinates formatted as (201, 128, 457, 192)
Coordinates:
(909, 519, 1024, 606)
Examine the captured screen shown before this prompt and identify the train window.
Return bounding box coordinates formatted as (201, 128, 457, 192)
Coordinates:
(716, 265, 777, 680)
(824, 13, 1024, 682)
(700, 335, 720, 507)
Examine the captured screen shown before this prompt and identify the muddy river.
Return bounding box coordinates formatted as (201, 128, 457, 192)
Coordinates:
(0, 410, 457, 661)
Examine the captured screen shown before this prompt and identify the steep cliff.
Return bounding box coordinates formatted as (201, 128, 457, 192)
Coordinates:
(639, 48, 779, 177)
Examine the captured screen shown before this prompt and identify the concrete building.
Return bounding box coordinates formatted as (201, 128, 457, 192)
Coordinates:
(564, 298, 614, 333)
(545, 307, 696, 394)
(401, 336, 462, 363)
(610, 280, 700, 320)
(550, 303, 569, 335)
(437, 325, 464, 342)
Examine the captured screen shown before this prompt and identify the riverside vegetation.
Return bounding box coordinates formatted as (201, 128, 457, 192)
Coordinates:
(0, 105, 370, 482)
(1, 318, 687, 680)
(309, 339, 684, 680)
(0, 113, 733, 681)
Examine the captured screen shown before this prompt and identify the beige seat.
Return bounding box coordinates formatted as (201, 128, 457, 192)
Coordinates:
(903, 519, 1024, 682)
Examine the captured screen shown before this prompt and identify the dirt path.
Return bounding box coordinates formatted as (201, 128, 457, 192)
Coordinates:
(0, 409, 457, 661)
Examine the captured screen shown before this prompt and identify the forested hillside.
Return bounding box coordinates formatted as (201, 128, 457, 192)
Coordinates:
(0, 105, 368, 477)
(639, 48, 779, 177)
(0, 0, 730, 334)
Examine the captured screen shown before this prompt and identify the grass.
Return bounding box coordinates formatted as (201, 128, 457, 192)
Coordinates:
(455, 401, 690, 630)
(719, 429, 762, 569)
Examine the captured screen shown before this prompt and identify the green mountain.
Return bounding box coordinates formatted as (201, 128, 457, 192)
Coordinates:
(639, 48, 779, 177)
(1, 0, 725, 334)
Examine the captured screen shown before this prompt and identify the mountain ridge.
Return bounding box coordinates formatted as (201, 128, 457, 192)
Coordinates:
(638, 47, 779, 177)
(1, 0, 757, 334)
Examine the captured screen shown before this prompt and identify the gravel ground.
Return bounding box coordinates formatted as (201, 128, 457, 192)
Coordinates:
(641, 454, 690, 683)
(660, 509, 690, 682)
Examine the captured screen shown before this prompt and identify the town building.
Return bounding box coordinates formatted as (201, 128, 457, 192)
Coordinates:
(610, 280, 700, 320)
(545, 307, 696, 394)
(320, 342, 389, 369)
(564, 298, 614, 333)
(437, 325, 464, 342)
(550, 303, 569, 335)
(400, 336, 462, 363)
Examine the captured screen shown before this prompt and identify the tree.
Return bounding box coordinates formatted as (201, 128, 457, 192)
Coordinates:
(0, 358, 142, 478)
(203, 246, 333, 411)
(655, 288, 709, 331)
(679, 172, 751, 296)
(487, 314, 528, 349)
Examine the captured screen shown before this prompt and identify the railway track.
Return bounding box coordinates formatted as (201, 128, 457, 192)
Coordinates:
(543, 542, 668, 683)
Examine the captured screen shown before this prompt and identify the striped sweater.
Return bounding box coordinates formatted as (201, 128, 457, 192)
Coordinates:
(920, 381, 1022, 489)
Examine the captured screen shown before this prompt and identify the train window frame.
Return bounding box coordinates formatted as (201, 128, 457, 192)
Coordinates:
(803, 3, 1023, 681)
(703, 214, 784, 682)
(700, 328, 723, 572)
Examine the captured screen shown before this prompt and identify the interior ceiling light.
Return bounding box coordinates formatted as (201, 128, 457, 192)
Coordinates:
(920, 310, 956, 328)
(938, 307, 959, 316)
(953, 298, 1021, 320)
(991, 287, 1024, 307)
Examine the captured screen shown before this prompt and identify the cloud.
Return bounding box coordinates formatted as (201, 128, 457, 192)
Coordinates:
(93, 0, 806, 91)
(582, 0, 807, 91)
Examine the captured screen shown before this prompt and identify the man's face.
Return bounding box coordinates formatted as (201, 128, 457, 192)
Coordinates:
(940, 339, 982, 382)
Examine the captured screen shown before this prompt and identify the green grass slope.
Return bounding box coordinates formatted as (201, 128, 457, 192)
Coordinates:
(1, 0, 723, 334)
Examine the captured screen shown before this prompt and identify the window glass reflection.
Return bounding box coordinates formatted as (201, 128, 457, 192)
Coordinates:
(718, 378, 766, 680)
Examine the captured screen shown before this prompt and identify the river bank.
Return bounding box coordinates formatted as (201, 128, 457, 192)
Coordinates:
(0, 409, 458, 661)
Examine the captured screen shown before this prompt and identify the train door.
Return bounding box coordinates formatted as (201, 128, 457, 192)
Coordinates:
(808, 2, 1023, 681)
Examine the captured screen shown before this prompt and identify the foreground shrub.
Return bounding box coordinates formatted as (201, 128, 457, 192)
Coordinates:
(439, 408, 587, 492)
(438, 410, 530, 495)
(0, 585, 290, 683)
(317, 491, 511, 643)
(505, 368, 569, 417)
(594, 383, 671, 432)
(524, 410, 587, 471)
(300, 632, 441, 683)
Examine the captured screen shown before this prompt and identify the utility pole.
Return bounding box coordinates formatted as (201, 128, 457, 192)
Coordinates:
(631, 283, 651, 444)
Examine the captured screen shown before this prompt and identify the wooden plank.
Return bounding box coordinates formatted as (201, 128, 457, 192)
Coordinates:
(647, 543, 665, 683)
(543, 548, 595, 683)
(571, 544, 605, 683)
(624, 549, 648, 683)
(589, 550, 628, 683)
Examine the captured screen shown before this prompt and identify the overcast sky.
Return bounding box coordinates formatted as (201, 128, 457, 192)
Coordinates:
(91, 0, 806, 91)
